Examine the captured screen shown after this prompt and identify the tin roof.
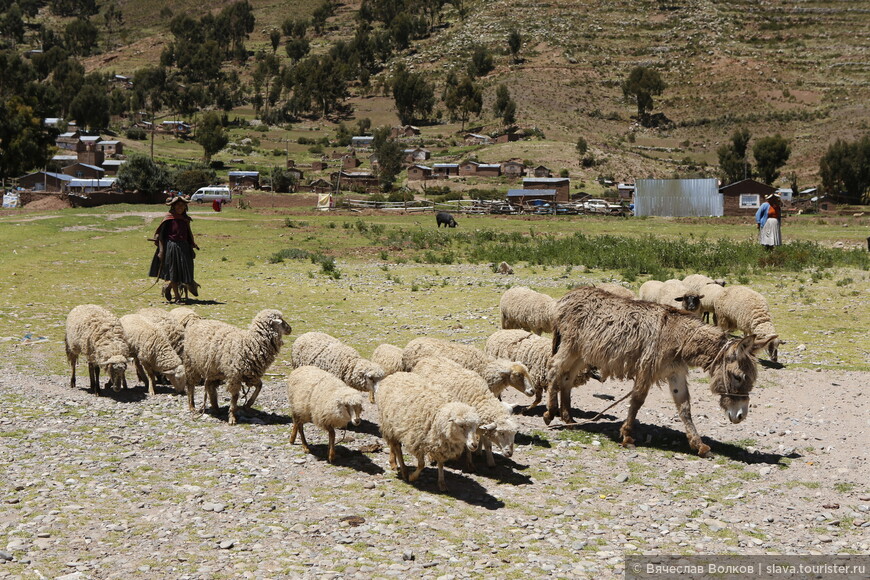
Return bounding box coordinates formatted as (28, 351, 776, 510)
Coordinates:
(507, 189, 557, 197)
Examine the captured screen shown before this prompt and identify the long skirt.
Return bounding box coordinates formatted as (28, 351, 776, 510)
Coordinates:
(149, 239, 196, 286)
(759, 218, 781, 247)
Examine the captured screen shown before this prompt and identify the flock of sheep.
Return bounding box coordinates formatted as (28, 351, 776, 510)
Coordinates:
(64, 272, 780, 491)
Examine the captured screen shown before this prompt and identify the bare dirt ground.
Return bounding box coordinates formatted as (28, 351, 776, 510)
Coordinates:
(0, 364, 867, 579)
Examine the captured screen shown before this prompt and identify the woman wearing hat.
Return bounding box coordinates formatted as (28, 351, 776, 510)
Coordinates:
(755, 193, 783, 250)
(149, 196, 200, 302)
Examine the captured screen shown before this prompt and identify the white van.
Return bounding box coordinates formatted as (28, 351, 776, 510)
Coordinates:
(190, 185, 232, 203)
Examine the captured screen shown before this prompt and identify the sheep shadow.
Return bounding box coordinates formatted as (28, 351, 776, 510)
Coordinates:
(391, 470, 506, 509)
(346, 418, 382, 438)
(95, 385, 149, 403)
(453, 457, 534, 486)
(201, 406, 292, 425)
(549, 419, 797, 466)
(759, 359, 785, 370)
(293, 443, 385, 475)
(514, 431, 552, 449)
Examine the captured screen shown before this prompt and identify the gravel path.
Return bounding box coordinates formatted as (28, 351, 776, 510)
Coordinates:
(1, 366, 868, 579)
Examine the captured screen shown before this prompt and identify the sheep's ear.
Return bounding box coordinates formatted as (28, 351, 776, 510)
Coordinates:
(697, 294, 704, 300)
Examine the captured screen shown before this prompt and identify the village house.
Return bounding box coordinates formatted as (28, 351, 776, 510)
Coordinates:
(719, 178, 777, 217)
(332, 170, 379, 192)
(311, 160, 329, 171)
(464, 133, 492, 145)
(532, 165, 552, 178)
(391, 125, 421, 139)
(501, 160, 525, 179)
(341, 155, 362, 170)
(100, 160, 127, 176)
(55, 131, 81, 150)
(523, 177, 570, 202)
(494, 132, 521, 144)
(62, 163, 105, 180)
(407, 165, 433, 181)
(475, 163, 501, 178)
(403, 148, 431, 163)
(228, 171, 260, 189)
(97, 140, 124, 156)
(459, 161, 480, 177)
(161, 121, 191, 135)
(350, 136, 374, 149)
(432, 163, 460, 178)
(17, 171, 72, 192)
(507, 188, 557, 206)
(287, 167, 304, 183)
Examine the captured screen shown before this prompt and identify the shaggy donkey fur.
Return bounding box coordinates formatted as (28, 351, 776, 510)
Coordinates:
(546, 287, 775, 456)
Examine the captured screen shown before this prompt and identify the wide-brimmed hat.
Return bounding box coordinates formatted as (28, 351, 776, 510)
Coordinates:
(765, 193, 781, 201)
(166, 196, 189, 206)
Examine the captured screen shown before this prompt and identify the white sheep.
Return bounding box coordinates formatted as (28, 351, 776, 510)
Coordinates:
(499, 286, 557, 335)
(714, 285, 784, 362)
(682, 274, 725, 294)
(65, 305, 130, 395)
(169, 306, 200, 329)
(402, 337, 535, 399)
(120, 313, 185, 396)
(183, 309, 292, 425)
(371, 343, 404, 377)
(595, 282, 636, 300)
(291, 332, 385, 403)
(286, 366, 364, 463)
(137, 307, 187, 392)
(637, 280, 665, 302)
(657, 279, 703, 316)
(485, 328, 601, 415)
(412, 356, 518, 468)
(698, 282, 726, 325)
(376, 372, 480, 491)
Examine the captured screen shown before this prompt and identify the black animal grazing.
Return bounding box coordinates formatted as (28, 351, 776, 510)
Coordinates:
(436, 212, 457, 228)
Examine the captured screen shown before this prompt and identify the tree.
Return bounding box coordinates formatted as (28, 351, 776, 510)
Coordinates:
(372, 125, 403, 190)
(172, 165, 215, 195)
(64, 17, 100, 56)
(195, 111, 228, 163)
(493, 84, 516, 125)
(443, 74, 481, 130)
(1, 3, 25, 45)
(819, 135, 870, 203)
(576, 136, 588, 158)
(391, 64, 434, 124)
(69, 82, 109, 130)
(752, 134, 790, 185)
(269, 28, 281, 53)
(468, 44, 494, 77)
(116, 154, 170, 194)
(311, 0, 333, 34)
(507, 29, 522, 63)
(717, 127, 752, 184)
(0, 96, 55, 183)
(621, 66, 665, 121)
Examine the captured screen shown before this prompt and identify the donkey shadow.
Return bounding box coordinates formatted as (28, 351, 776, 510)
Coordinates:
(550, 419, 798, 465)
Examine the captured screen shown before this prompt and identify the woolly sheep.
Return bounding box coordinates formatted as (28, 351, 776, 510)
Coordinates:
(499, 286, 557, 335)
(376, 372, 480, 491)
(485, 329, 600, 414)
(412, 356, 518, 468)
(169, 306, 200, 329)
(713, 285, 784, 362)
(371, 343, 404, 377)
(637, 280, 665, 302)
(698, 282, 726, 325)
(137, 307, 187, 392)
(291, 332, 385, 403)
(120, 314, 185, 396)
(657, 279, 703, 316)
(65, 305, 131, 395)
(682, 274, 726, 294)
(595, 282, 636, 300)
(402, 337, 535, 399)
(286, 366, 364, 463)
(184, 309, 292, 425)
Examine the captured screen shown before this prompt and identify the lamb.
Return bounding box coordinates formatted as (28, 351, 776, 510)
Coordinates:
(402, 337, 535, 399)
(485, 329, 601, 414)
(286, 366, 364, 463)
(120, 313, 185, 395)
(499, 286, 557, 335)
(183, 309, 292, 425)
(65, 304, 130, 395)
(713, 285, 784, 362)
(656, 279, 704, 316)
(698, 282, 726, 325)
(376, 372, 480, 491)
(411, 356, 518, 468)
(371, 343, 404, 377)
(546, 287, 776, 456)
(595, 282, 636, 300)
(291, 332, 385, 403)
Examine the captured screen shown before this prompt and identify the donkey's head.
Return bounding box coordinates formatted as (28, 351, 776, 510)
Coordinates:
(709, 334, 776, 424)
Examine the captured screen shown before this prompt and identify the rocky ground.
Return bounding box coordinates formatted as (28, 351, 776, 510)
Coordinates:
(0, 364, 868, 580)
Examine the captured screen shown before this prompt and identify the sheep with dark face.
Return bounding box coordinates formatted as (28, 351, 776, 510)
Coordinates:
(546, 287, 775, 456)
(65, 305, 130, 395)
(436, 212, 457, 228)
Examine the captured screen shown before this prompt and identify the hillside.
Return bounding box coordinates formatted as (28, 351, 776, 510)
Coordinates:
(69, 0, 870, 187)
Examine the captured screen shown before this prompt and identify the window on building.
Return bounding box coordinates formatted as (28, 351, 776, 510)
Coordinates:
(739, 194, 760, 208)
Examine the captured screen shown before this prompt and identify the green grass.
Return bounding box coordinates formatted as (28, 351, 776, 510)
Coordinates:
(1, 206, 868, 376)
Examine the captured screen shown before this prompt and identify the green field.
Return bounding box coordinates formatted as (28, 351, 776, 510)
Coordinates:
(1, 206, 868, 378)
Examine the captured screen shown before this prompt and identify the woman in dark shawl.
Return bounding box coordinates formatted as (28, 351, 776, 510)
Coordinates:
(149, 196, 200, 302)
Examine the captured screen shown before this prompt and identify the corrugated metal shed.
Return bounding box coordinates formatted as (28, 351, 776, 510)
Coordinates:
(634, 178, 722, 217)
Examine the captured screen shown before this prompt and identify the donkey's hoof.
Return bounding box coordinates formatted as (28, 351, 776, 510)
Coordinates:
(697, 444, 711, 457)
(542, 411, 553, 425)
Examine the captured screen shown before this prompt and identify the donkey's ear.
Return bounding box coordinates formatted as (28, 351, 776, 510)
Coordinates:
(737, 334, 758, 353)
(752, 334, 778, 353)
